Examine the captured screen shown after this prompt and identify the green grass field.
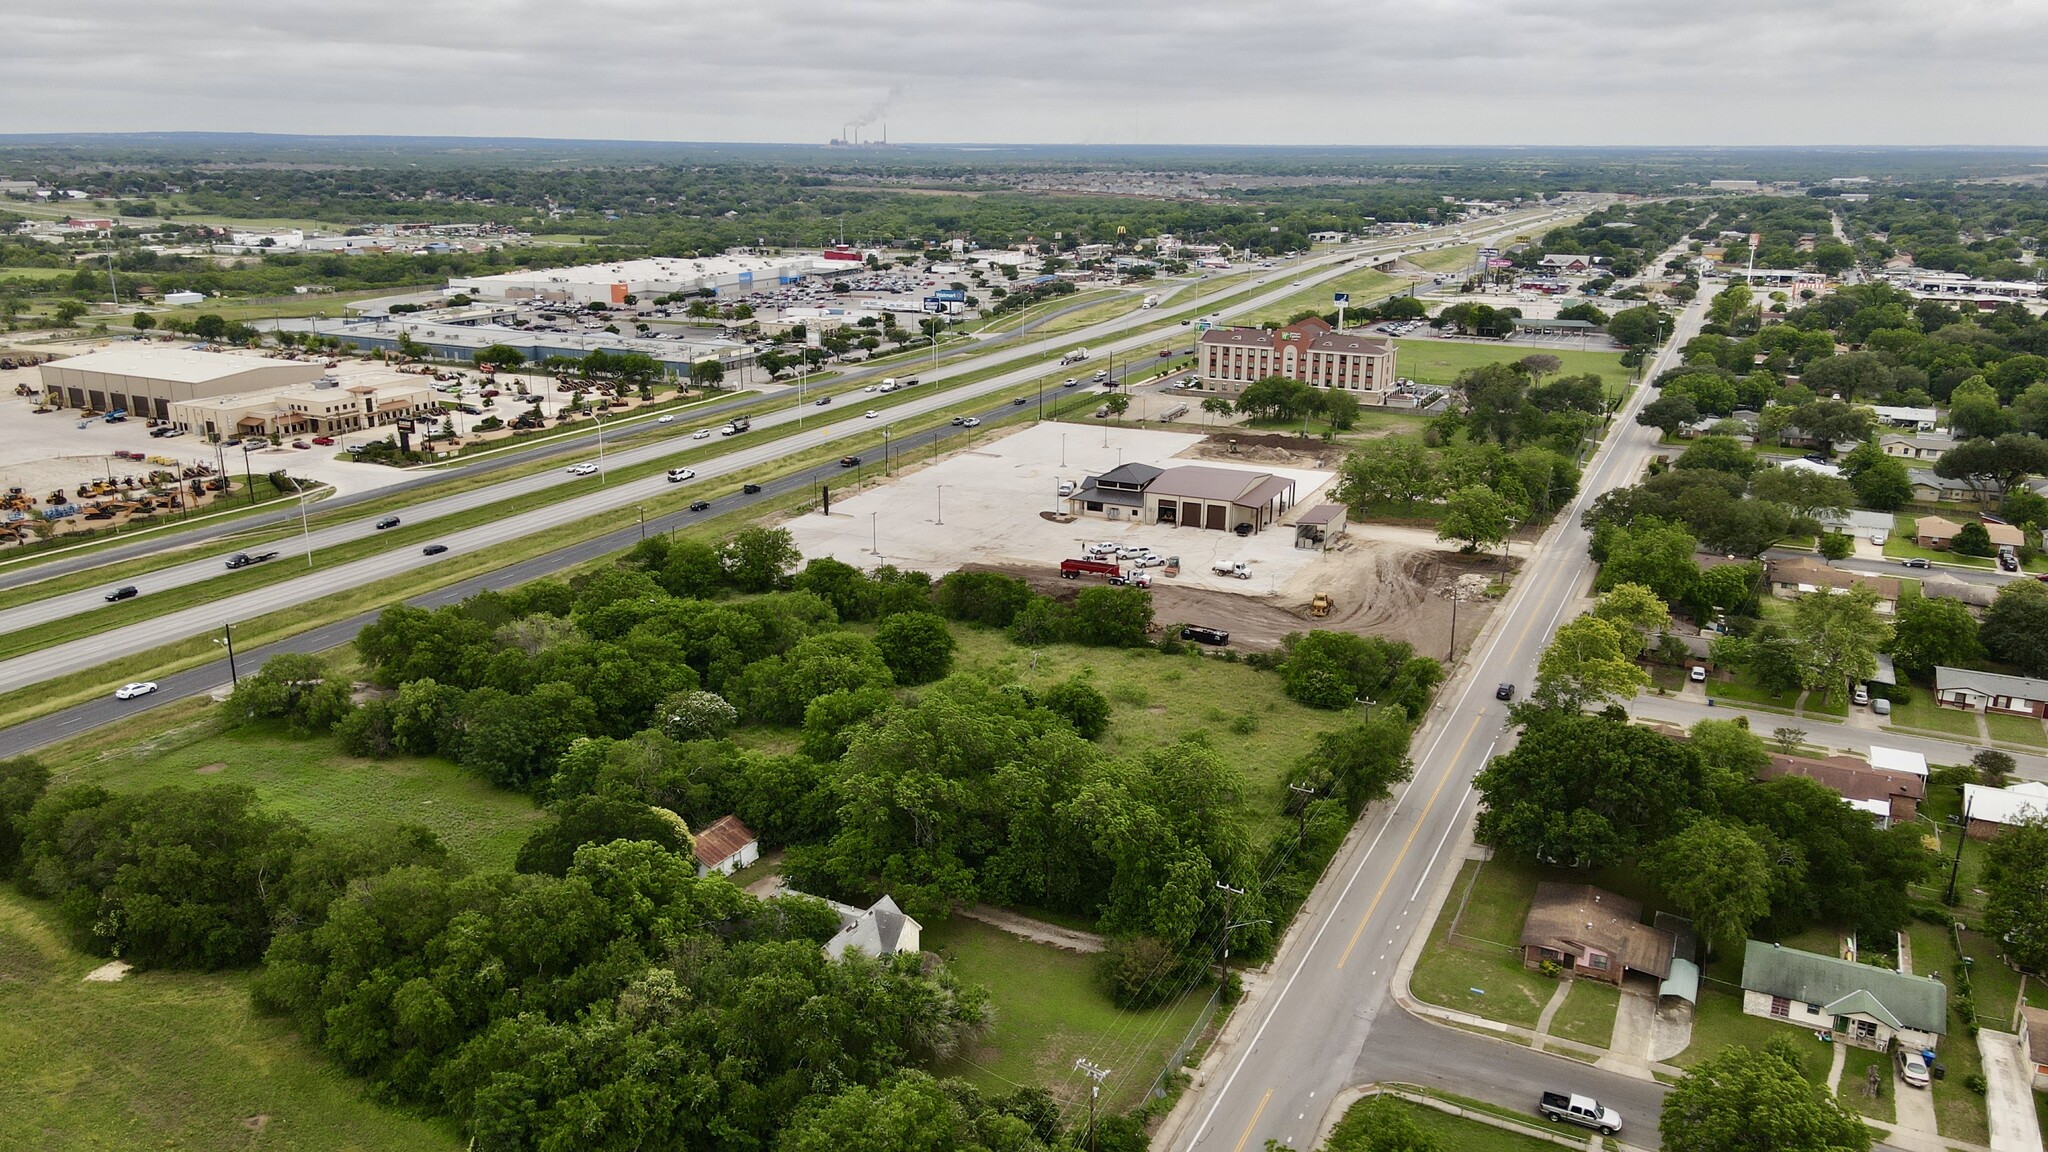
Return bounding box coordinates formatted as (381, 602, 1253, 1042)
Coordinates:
(1675, 986, 1824, 1079)
(1549, 979, 1620, 1049)
(924, 918, 1213, 1113)
(1238, 267, 1406, 327)
(1393, 339, 1628, 392)
(950, 631, 1338, 840)
(1885, 695, 1981, 738)
(41, 718, 544, 870)
(1835, 1046, 1895, 1124)
(1985, 712, 2048, 748)
(1410, 860, 1555, 1029)
(0, 889, 463, 1152)
(1404, 245, 1480, 274)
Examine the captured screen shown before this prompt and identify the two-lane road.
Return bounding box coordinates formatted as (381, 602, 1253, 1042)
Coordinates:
(1165, 294, 1715, 1152)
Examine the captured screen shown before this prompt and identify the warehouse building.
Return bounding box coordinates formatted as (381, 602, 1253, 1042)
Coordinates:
(270, 316, 752, 378)
(1067, 462, 1297, 534)
(447, 254, 831, 305)
(39, 347, 325, 420)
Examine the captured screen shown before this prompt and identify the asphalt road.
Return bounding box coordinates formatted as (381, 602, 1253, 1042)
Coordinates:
(0, 208, 1586, 697)
(1162, 293, 1714, 1152)
(1627, 692, 2048, 779)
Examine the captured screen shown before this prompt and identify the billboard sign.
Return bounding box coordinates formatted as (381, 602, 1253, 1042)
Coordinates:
(933, 288, 966, 302)
(1333, 292, 1350, 305)
(1478, 247, 1500, 257)
(395, 418, 416, 433)
(1487, 258, 1515, 269)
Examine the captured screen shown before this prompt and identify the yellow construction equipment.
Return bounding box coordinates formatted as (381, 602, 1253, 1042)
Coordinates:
(1309, 593, 1332, 618)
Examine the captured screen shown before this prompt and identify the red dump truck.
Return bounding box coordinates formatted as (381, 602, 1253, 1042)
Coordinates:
(1060, 558, 1123, 581)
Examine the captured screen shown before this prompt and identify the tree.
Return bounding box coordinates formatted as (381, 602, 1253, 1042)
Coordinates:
(1069, 586, 1152, 647)
(1339, 439, 1441, 514)
(1536, 613, 1652, 709)
(1660, 1041, 1870, 1152)
(1324, 1095, 1442, 1152)
(1591, 516, 1699, 606)
(721, 526, 800, 593)
(1517, 353, 1562, 382)
(513, 794, 693, 877)
(1649, 819, 1772, 954)
(1787, 398, 1873, 458)
(1889, 594, 1985, 679)
(658, 689, 738, 742)
(1299, 714, 1415, 814)
(1789, 584, 1889, 705)
(1038, 675, 1110, 740)
(225, 652, 355, 734)
(473, 344, 525, 370)
(1474, 714, 1705, 867)
(1984, 819, 2048, 972)
(1606, 304, 1674, 357)
(1816, 532, 1853, 562)
(1436, 484, 1514, 553)
(1975, 749, 2017, 789)
(52, 300, 88, 328)
(1638, 393, 1700, 437)
(1320, 389, 1360, 431)
(873, 612, 956, 684)
(1937, 434, 2048, 498)
(1235, 376, 1320, 423)
(1951, 521, 1994, 557)
(1748, 468, 1854, 519)
(1981, 579, 2048, 677)
(131, 312, 155, 332)
(1201, 396, 1234, 424)
(1947, 375, 2011, 440)
(1674, 434, 1756, 476)
(0, 757, 50, 879)
(1457, 363, 1528, 445)
(689, 359, 725, 389)
(1103, 393, 1130, 423)
(1849, 455, 1914, 511)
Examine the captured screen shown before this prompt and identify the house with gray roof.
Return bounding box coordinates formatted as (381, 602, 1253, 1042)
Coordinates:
(1936, 666, 2048, 719)
(1740, 940, 1947, 1051)
(1909, 468, 1983, 504)
(824, 895, 922, 961)
(1070, 462, 1163, 521)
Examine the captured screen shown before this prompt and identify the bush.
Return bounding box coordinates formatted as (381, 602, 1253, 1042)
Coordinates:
(1964, 1072, 1988, 1095)
(1539, 958, 1564, 978)
(1037, 676, 1111, 740)
(1096, 935, 1192, 1009)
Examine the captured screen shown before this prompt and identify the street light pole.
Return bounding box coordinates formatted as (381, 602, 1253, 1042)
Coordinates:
(217, 623, 239, 687)
(298, 489, 313, 567)
(242, 445, 257, 507)
(871, 510, 878, 555)
(936, 485, 945, 525)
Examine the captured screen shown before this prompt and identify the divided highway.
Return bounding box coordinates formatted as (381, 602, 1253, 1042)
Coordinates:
(0, 206, 1585, 698)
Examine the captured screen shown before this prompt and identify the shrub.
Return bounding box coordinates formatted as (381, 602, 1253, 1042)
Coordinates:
(1096, 935, 1192, 1009)
(1963, 1073, 1987, 1095)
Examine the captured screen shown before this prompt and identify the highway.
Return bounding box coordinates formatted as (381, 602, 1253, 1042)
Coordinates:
(0, 206, 1586, 696)
(1161, 292, 1714, 1152)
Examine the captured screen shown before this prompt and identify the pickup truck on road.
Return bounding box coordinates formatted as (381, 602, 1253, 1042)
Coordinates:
(224, 550, 279, 569)
(1538, 1092, 1621, 1134)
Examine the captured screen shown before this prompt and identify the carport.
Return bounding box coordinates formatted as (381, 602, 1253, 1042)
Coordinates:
(1295, 504, 1348, 550)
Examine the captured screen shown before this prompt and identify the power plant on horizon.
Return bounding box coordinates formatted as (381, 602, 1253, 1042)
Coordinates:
(828, 123, 895, 147)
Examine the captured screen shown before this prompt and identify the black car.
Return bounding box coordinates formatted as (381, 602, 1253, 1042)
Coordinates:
(104, 585, 140, 602)
(2000, 551, 2020, 572)
(815, 396, 831, 406)
(1901, 557, 1930, 569)
(689, 500, 712, 512)
(839, 456, 861, 468)
(1012, 396, 1028, 405)
(1495, 683, 1515, 701)
(375, 516, 401, 530)
(950, 417, 966, 426)
(1179, 625, 1230, 646)
(422, 544, 448, 556)
(742, 483, 763, 495)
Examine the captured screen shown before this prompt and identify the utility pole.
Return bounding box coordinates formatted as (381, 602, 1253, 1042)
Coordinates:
(218, 623, 239, 687)
(1946, 794, 1974, 904)
(1073, 1058, 1111, 1151)
(1216, 880, 1247, 961)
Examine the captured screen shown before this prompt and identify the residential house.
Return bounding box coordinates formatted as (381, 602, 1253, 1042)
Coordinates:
(1914, 515, 1963, 548)
(1909, 470, 1981, 504)
(2021, 1006, 2048, 1091)
(1962, 781, 2048, 840)
(1935, 667, 2048, 719)
(1920, 576, 1997, 611)
(1814, 508, 1895, 542)
(1740, 940, 1948, 1051)
(1779, 457, 1844, 479)
(1763, 557, 1901, 615)
(1880, 433, 1957, 463)
(1758, 753, 1924, 827)
(691, 814, 759, 877)
(1868, 745, 1930, 780)
(1518, 882, 1676, 987)
(1985, 522, 2025, 552)
(824, 895, 922, 960)
(1869, 405, 1940, 432)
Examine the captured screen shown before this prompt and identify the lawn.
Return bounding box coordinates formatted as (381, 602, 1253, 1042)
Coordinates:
(1238, 267, 1406, 327)
(1404, 245, 1480, 275)
(1884, 518, 1996, 570)
(1675, 986, 1826, 1080)
(1409, 861, 1557, 1029)
(1835, 1046, 1895, 1124)
(1896, 919, 1995, 1142)
(1704, 671, 1801, 714)
(1549, 979, 1620, 1049)
(1930, 1029, 1989, 1146)
(923, 919, 1213, 1114)
(1336, 1096, 1568, 1152)
(1393, 338, 1628, 393)
(0, 889, 462, 1152)
(1884, 694, 1981, 739)
(41, 718, 545, 871)
(950, 630, 1341, 841)
(1984, 712, 2048, 749)
(1033, 292, 1148, 336)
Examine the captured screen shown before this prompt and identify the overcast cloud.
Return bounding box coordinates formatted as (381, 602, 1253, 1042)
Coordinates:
(5, 0, 2045, 146)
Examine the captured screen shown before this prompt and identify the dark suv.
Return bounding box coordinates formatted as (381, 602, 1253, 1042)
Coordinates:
(1495, 683, 1515, 701)
(1179, 625, 1230, 646)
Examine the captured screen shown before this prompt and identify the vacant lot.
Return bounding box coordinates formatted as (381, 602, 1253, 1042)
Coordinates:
(1410, 860, 1555, 1029)
(0, 889, 461, 1152)
(1394, 338, 1628, 392)
(925, 917, 1213, 1114)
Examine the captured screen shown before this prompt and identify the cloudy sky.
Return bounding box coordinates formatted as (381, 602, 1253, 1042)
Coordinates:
(6, 0, 2044, 146)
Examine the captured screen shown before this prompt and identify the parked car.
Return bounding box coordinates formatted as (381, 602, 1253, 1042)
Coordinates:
(742, 483, 762, 494)
(1496, 683, 1515, 701)
(105, 585, 140, 602)
(1897, 1049, 1930, 1088)
(1902, 557, 1930, 569)
(1057, 481, 1076, 496)
(375, 516, 401, 530)
(1689, 666, 1707, 682)
(312, 436, 335, 445)
(422, 544, 448, 556)
(1853, 684, 1871, 706)
(1873, 697, 1893, 716)
(1999, 551, 2019, 572)
(1131, 554, 1164, 568)
(291, 440, 311, 449)
(666, 468, 696, 483)
(689, 500, 711, 512)
(114, 681, 158, 700)
(1179, 625, 1230, 645)
(1086, 542, 1119, 557)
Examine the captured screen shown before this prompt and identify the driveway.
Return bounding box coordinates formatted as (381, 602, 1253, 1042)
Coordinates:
(1979, 1030, 2043, 1152)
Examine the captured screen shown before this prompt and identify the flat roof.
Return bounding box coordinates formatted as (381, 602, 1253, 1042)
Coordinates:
(1868, 746, 1928, 778)
(42, 347, 313, 384)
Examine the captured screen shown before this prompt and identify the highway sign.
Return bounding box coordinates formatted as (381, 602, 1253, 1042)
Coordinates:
(1333, 292, 1349, 304)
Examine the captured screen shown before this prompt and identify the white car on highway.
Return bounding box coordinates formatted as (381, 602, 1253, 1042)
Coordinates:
(567, 462, 599, 476)
(865, 410, 880, 419)
(657, 414, 675, 423)
(114, 681, 158, 700)
(962, 417, 980, 427)
(666, 468, 696, 483)
(692, 428, 712, 440)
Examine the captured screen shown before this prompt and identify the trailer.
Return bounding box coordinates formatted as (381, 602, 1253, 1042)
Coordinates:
(1059, 558, 1123, 581)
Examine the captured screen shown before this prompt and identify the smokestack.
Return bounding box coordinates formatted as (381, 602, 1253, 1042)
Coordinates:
(882, 122, 887, 145)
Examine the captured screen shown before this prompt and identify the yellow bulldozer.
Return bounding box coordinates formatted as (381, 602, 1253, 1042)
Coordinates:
(1309, 593, 1332, 618)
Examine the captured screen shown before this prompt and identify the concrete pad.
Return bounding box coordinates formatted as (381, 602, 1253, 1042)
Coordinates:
(1891, 1060, 1938, 1137)
(1979, 1030, 2043, 1152)
(1594, 985, 1657, 1074)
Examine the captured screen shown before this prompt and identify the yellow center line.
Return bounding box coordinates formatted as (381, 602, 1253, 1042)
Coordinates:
(1336, 718, 1476, 969)
(1229, 1087, 1275, 1152)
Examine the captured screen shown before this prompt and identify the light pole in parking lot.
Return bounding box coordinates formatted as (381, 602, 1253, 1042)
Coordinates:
(871, 510, 878, 556)
(883, 423, 891, 474)
(935, 485, 945, 526)
(298, 489, 313, 567)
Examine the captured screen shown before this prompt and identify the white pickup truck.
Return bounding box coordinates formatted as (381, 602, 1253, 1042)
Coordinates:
(1538, 1092, 1621, 1134)
(1211, 560, 1251, 579)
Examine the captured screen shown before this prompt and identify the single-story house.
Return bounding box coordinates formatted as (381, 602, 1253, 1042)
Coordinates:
(1935, 666, 2048, 719)
(1986, 522, 2025, 550)
(1909, 470, 1983, 504)
(1759, 752, 1924, 827)
(1778, 456, 1844, 479)
(1814, 508, 1896, 541)
(1763, 557, 1900, 615)
(1294, 503, 1348, 550)
(824, 894, 922, 960)
(1920, 576, 1997, 611)
(1870, 405, 1940, 432)
(1070, 462, 1164, 521)
(1867, 745, 1929, 780)
(1915, 515, 1963, 548)
(1144, 465, 1298, 534)
(2021, 1006, 2048, 1091)
(1740, 939, 1947, 1051)
(1962, 781, 2048, 840)
(1880, 433, 1956, 462)
(692, 815, 759, 877)
(1519, 882, 1676, 987)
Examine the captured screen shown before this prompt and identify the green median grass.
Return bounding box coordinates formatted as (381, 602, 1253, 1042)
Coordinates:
(0, 888, 463, 1152)
(1237, 267, 1406, 327)
(1404, 245, 1480, 274)
(924, 918, 1213, 1114)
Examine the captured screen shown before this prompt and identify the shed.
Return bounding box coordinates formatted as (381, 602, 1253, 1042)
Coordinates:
(1294, 504, 1348, 549)
(1962, 781, 2048, 840)
(691, 815, 759, 877)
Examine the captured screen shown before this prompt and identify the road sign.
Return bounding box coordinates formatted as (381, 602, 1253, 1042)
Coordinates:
(1333, 292, 1350, 305)
(1478, 247, 1500, 257)
(1195, 320, 1212, 333)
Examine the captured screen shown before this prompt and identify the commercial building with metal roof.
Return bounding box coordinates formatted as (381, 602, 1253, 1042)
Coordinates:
(39, 347, 326, 420)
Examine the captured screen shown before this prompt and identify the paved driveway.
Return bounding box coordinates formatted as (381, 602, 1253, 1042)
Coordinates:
(1979, 1030, 2043, 1152)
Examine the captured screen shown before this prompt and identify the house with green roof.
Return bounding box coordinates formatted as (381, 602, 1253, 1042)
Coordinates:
(1739, 940, 1948, 1052)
